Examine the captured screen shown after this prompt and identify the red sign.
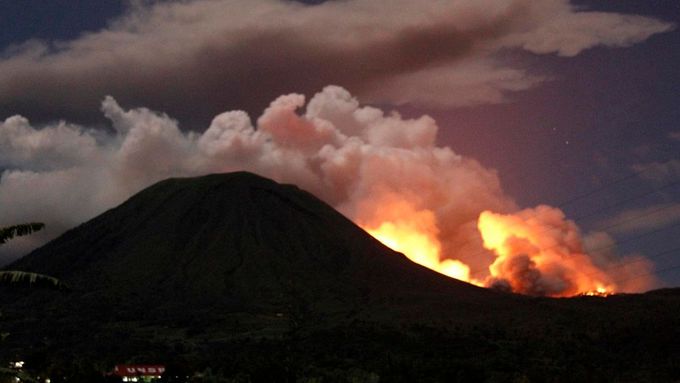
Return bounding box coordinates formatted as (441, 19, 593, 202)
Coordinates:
(114, 365, 166, 376)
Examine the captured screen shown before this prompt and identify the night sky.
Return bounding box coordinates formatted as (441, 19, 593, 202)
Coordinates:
(1, 0, 679, 291)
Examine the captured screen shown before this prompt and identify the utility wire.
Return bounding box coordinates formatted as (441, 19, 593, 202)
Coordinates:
(584, 202, 680, 236)
(610, 260, 680, 288)
(497, 122, 678, 207)
(550, 163, 678, 211)
(467, 202, 680, 277)
(583, 221, 680, 258)
(593, 246, 679, 277)
(570, 180, 680, 223)
(426, 165, 680, 274)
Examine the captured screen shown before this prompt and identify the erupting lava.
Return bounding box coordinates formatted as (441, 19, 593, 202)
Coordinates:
(363, 202, 620, 297)
(366, 221, 474, 283)
(359, 200, 481, 285)
(477, 207, 616, 297)
(582, 287, 612, 297)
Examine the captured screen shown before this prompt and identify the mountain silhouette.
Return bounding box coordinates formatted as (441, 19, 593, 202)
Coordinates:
(6, 172, 500, 310)
(2, 172, 679, 382)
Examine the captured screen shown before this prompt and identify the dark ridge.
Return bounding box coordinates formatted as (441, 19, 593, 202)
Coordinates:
(2, 171, 679, 381)
(1, 172, 509, 346)
(6, 171, 495, 308)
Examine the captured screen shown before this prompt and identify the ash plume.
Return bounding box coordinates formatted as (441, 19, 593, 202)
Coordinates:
(0, 86, 656, 295)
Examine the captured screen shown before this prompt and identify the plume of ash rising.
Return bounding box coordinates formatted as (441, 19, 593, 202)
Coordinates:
(0, 86, 656, 295)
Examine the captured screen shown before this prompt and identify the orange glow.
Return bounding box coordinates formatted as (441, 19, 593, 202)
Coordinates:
(360, 199, 626, 297)
(583, 286, 612, 297)
(477, 208, 616, 297)
(360, 200, 481, 286)
(367, 221, 442, 271)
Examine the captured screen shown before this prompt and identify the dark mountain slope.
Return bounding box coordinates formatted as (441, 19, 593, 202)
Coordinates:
(2, 173, 511, 339)
(2, 172, 679, 382)
(8, 172, 497, 306)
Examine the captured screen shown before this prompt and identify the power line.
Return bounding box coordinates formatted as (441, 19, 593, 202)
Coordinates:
(594, 246, 679, 277)
(551, 163, 677, 211)
(570, 180, 680, 223)
(496, 125, 678, 211)
(586, 202, 680, 235)
(466, 202, 680, 278)
(432, 173, 680, 277)
(583, 220, 680, 257)
(610, 260, 680, 289)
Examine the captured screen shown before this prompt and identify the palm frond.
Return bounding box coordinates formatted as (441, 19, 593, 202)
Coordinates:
(0, 271, 68, 290)
(0, 223, 45, 245)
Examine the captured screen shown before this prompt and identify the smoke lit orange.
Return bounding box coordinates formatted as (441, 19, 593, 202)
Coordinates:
(363, 201, 624, 297)
(360, 200, 482, 285)
(366, 221, 474, 282)
(477, 208, 615, 297)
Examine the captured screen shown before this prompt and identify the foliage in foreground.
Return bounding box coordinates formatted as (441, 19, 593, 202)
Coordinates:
(0, 271, 67, 290)
(0, 223, 45, 245)
(0, 223, 66, 289)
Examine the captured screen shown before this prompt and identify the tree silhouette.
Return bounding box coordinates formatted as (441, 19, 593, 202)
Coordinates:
(0, 223, 45, 245)
(0, 223, 66, 289)
(1, 222, 67, 383)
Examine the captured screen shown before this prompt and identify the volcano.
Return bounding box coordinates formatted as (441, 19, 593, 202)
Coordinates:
(6, 172, 500, 310)
(0, 173, 507, 358)
(2, 172, 679, 382)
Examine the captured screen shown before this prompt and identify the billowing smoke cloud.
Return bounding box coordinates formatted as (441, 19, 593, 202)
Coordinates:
(478, 206, 655, 296)
(0, 86, 656, 295)
(0, 0, 673, 125)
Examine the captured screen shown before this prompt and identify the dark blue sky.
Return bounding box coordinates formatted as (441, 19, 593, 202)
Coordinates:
(420, 2, 680, 287)
(0, 1, 123, 48)
(1, 0, 679, 288)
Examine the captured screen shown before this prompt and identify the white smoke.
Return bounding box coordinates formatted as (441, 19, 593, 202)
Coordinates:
(0, 86, 514, 263)
(478, 205, 656, 296)
(0, 86, 657, 294)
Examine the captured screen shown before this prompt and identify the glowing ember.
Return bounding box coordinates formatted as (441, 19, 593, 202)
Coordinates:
(583, 286, 612, 297)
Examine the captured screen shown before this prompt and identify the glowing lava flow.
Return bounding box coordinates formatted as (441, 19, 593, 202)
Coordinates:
(477, 207, 615, 297)
(582, 287, 611, 297)
(361, 201, 618, 297)
(360, 201, 481, 285)
(366, 221, 473, 282)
